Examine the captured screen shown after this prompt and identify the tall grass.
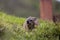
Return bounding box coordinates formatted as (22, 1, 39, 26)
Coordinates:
(0, 12, 60, 40)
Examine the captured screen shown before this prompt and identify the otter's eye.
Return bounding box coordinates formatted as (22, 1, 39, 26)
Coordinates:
(27, 21, 29, 24)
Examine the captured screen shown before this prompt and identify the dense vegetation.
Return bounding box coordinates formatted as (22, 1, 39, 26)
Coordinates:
(0, 12, 60, 40)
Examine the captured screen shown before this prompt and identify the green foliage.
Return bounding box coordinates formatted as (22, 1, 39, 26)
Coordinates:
(0, 12, 60, 40)
(0, 12, 26, 25)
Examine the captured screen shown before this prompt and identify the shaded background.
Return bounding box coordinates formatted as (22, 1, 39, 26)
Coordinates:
(0, 0, 60, 17)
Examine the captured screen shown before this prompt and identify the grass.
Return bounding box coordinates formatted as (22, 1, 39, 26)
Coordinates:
(0, 12, 60, 40)
(0, 12, 26, 25)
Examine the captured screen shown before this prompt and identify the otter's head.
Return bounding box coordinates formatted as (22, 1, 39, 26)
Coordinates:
(26, 16, 38, 30)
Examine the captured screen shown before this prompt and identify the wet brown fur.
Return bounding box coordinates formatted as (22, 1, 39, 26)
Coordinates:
(23, 16, 38, 31)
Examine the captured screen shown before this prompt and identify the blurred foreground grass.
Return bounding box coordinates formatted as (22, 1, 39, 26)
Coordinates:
(0, 12, 26, 25)
(0, 12, 60, 40)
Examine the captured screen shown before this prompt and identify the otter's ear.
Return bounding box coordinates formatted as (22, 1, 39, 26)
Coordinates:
(27, 21, 29, 24)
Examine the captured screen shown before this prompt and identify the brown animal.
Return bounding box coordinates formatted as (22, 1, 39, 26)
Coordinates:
(53, 14, 60, 23)
(23, 16, 38, 31)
